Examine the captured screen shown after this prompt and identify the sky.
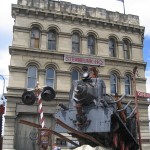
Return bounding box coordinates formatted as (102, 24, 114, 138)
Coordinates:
(0, 0, 150, 98)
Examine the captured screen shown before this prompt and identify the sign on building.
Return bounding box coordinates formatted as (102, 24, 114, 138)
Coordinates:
(136, 91, 150, 98)
(64, 54, 105, 66)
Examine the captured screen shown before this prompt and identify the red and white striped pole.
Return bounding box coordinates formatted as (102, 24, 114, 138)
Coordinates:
(35, 82, 45, 128)
(37, 94, 45, 128)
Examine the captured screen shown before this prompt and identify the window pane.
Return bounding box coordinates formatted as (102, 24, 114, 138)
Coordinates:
(88, 46, 95, 54)
(110, 74, 117, 94)
(125, 85, 130, 95)
(72, 70, 79, 81)
(123, 40, 130, 59)
(72, 34, 79, 43)
(111, 85, 116, 94)
(30, 39, 35, 48)
(30, 27, 40, 48)
(48, 31, 56, 40)
(88, 36, 94, 45)
(110, 74, 116, 84)
(34, 31, 40, 38)
(88, 35, 95, 54)
(123, 41, 129, 50)
(72, 43, 79, 53)
(27, 66, 37, 88)
(34, 39, 39, 48)
(48, 41, 56, 50)
(28, 67, 37, 77)
(125, 75, 131, 95)
(28, 78, 36, 88)
(46, 69, 54, 78)
(46, 79, 54, 88)
(124, 51, 127, 59)
(31, 28, 40, 38)
(46, 69, 55, 88)
(48, 30, 56, 50)
(109, 39, 115, 57)
(72, 33, 80, 53)
(125, 76, 130, 84)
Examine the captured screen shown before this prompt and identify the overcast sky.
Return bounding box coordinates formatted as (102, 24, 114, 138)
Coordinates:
(0, 0, 150, 96)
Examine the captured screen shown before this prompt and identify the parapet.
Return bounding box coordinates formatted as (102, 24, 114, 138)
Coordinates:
(17, 0, 139, 26)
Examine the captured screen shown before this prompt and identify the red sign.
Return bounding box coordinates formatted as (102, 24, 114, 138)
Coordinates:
(64, 54, 105, 66)
(136, 91, 150, 98)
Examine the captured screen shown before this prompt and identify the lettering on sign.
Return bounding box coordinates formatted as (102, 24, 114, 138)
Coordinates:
(64, 54, 105, 66)
(136, 91, 150, 98)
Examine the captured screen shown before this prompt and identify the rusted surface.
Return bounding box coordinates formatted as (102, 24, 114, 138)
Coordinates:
(115, 93, 126, 123)
(18, 119, 79, 147)
(19, 119, 42, 128)
(133, 66, 142, 150)
(56, 118, 102, 146)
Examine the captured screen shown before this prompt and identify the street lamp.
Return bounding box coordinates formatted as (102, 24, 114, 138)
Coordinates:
(0, 75, 5, 100)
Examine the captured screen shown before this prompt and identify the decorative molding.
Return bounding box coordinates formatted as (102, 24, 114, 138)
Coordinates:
(56, 70, 71, 77)
(13, 26, 30, 33)
(12, 1, 144, 35)
(105, 57, 146, 67)
(9, 66, 27, 72)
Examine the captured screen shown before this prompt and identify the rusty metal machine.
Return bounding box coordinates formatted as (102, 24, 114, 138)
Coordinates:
(20, 66, 139, 150)
(54, 66, 139, 150)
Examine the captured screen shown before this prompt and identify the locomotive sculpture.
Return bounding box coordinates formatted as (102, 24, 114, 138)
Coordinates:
(55, 66, 139, 150)
(20, 66, 139, 150)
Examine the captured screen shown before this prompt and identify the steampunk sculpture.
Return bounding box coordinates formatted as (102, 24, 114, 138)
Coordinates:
(55, 66, 139, 150)
(20, 66, 139, 150)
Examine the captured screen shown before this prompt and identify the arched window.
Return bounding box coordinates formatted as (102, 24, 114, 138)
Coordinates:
(72, 33, 80, 53)
(125, 75, 131, 95)
(110, 73, 118, 94)
(48, 30, 57, 50)
(71, 70, 79, 81)
(30, 27, 40, 48)
(27, 66, 37, 88)
(123, 39, 130, 59)
(109, 38, 116, 57)
(46, 68, 55, 88)
(88, 35, 95, 54)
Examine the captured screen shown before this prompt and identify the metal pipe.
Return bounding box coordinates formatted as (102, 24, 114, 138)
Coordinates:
(107, 94, 126, 104)
(117, 100, 131, 112)
(126, 106, 137, 119)
(19, 120, 79, 147)
(56, 118, 103, 146)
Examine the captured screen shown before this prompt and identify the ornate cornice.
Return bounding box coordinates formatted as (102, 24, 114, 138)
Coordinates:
(16, 0, 139, 25)
(12, 1, 145, 35)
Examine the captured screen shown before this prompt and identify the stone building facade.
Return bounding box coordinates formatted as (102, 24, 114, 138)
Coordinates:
(3, 0, 150, 149)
